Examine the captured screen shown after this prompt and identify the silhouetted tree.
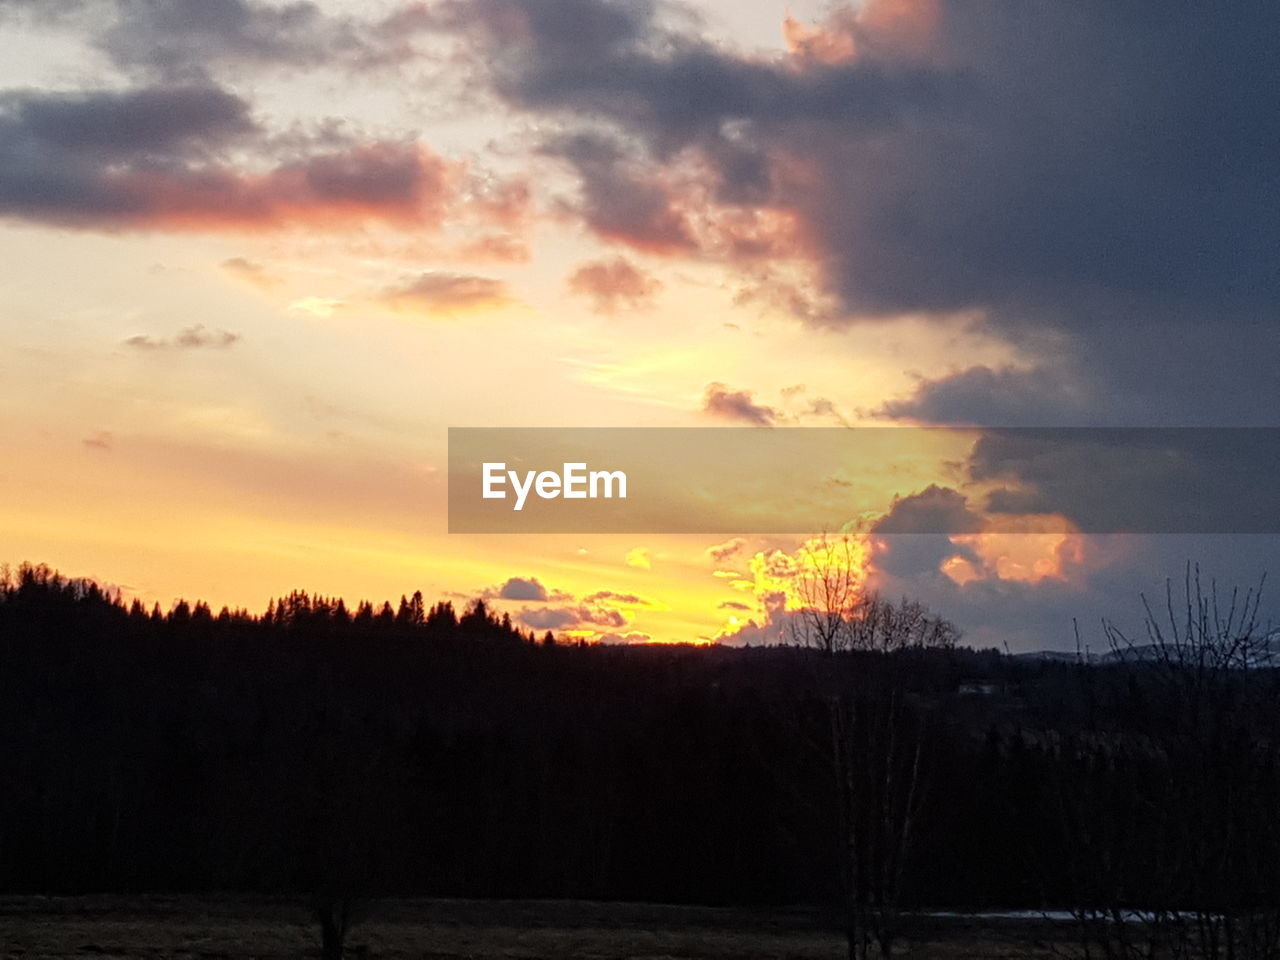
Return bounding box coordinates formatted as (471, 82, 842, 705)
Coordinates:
(789, 534, 958, 959)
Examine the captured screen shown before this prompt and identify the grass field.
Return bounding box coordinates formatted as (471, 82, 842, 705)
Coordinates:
(0, 894, 1079, 959)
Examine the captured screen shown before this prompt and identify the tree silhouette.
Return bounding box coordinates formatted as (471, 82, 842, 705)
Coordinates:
(787, 535, 958, 959)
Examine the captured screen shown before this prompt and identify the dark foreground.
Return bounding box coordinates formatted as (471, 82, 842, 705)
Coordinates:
(0, 895, 1072, 959)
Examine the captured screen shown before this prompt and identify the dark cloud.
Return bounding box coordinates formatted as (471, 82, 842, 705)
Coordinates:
(4, 85, 255, 156)
(879, 365, 1095, 426)
(456, 0, 949, 149)
(439, 0, 1280, 424)
(718, 600, 750, 611)
(865, 487, 984, 580)
(517, 604, 628, 630)
(568, 255, 661, 312)
(489, 576, 549, 601)
(124, 324, 240, 350)
(872, 484, 984, 535)
(701, 382, 777, 426)
(551, 133, 695, 253)
(0, 0, 417, 81)
(968, 429, 1280, 534)
(515, 606, 580, 630)
(105, 0, 350, 78)
(0, 84, 453, 231)
(487, 582, 640, 622)
(381, 272, 513, 313)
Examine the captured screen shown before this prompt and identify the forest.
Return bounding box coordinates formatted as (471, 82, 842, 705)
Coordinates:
(2, 561, 1279, 960)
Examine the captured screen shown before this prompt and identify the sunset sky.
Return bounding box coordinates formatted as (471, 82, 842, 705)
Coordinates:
(2, 0, 1277, 649)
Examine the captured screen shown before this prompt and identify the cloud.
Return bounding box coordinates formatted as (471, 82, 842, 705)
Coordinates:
(859, 534, 1280, 654)
(624, 546, 651, 569)
(123, 324, 240, 350)
(288, 297, 343, 318)
(595, 631, 653, 644)
(582, 590, 656, 607)
(480, 576, 576, 603)
(490, 576, 548, 601)
(491, 0, 1278, 313)
(967, 429, 1280, 535)
(517, 603, 628, 630)
(0, 84, 455, 232)
(550, 132, 697, 253)
(436, 0, 1280, 426)
(0, 1, 91, 26)
(4, 83, 256, 154)
(706, 537, 746, 562)
(7, 0, 422, 82)
(718, 600, 751, 611)
(714, 592, 794, 646)
(567, 256, 661, 312)
(701, 382, 777, 426)
(872, 485, 984, 535)
(803, 396, 850, 427)
(878, 365, 1094, 427)
(82, 430, 113, 450)
(733, 271, 843, 326)
(381, 272, 513, 314)
(221, 256, 278, 288)
(487, 580, 648, 633)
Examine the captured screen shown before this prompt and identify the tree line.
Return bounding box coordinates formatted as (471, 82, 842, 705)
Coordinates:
(2, 560, 1279, 959)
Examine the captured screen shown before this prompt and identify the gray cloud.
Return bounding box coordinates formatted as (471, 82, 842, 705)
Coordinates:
(123, 324, 240, 350)
(868, 486, 984, 580)
(517, 604, 628, 630)
(436, 0, 1280, 425)
(872, 485, 984, 535)
(869, 534, 1280, 655)
(550, 132, 695, 253)
(0, 83, 452, 231)
(968, 429, 1280, 534)
(595, 630, 653, 644)
(879, 365, 1096, 427)
(0, 0, 416, 81)
(4, 84, 255, 156)
(492, 576, 549, 601)
(701, 382, 777, 426)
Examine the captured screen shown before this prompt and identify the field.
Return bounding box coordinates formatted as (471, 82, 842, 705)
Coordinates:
(0, 895, 1073, 959)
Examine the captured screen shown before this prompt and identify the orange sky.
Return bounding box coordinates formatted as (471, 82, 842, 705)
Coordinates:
(3, 0, 1274, 649)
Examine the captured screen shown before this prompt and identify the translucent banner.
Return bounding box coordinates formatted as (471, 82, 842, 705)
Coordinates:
(447, 427, 1280, 534)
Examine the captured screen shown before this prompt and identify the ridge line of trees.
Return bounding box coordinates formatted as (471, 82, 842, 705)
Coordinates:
(0, 561, 556, 646)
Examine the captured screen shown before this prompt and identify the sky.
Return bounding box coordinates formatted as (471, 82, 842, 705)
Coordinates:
(1, 0, 1277, 650)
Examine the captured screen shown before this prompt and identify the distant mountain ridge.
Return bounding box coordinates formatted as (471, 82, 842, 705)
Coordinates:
(1015, 627, 1280, 667)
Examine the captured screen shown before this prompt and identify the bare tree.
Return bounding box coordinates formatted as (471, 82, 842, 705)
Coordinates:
(788, 532, 958, 959)
(1057, 564, 1280, 960)
(790, 532, 866, 655)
